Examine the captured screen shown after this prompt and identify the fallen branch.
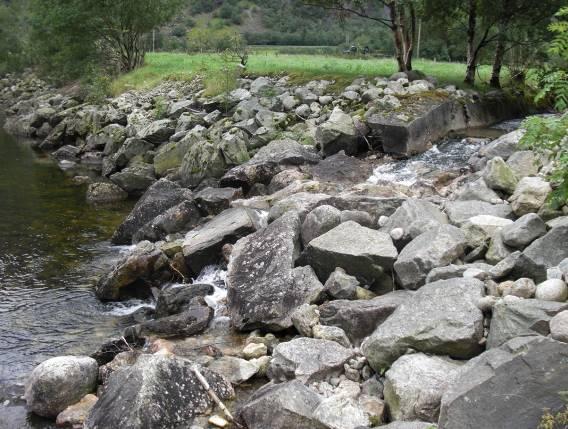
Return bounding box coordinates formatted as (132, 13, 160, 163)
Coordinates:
(191, 364, 235, 423)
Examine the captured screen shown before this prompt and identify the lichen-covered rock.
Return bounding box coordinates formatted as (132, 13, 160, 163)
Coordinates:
(362, 278, 485, 370)
(137, 119, 175, 144)
(84, 354, 234, 429)
(25, 356, 98, 418)
(509, 177, 552, 216)
(482, 156, 518, 194)
(110, 163, 156, 195)
(86, 182, 128, 204)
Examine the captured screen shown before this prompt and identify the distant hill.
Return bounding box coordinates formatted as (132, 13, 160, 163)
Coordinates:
(155, 0, 394, 53)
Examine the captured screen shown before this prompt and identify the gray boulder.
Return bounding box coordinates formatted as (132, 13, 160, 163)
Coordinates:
(384, 354, 463, 422)
(362, 278, 485, 370)
(301, 205, 342, 246)
(182, 207, 260, 274)
(86, 182, 128, 204)
(550, 310, 568, 342)
(268, 338, 355, 383)
(443, 200, 513, 226)
(302, 221, 398, 294)
(324, 267, 359, 300)
(194, 186, 243, 216)
(510, 176, 552, 216)
(155, 283, 214, 318)
(394, 225, 467, 290)
(482, 156, 518, 194)
(110, 163, 156, 195)
(138, 119, 175, 144)
(380, 199, 448, 247)
(489, 251, 547, 283)
(237, 380, 327, 429)
(112, 179, 193, 245)
(25, 356, 98, 418)
(438, 337, 568, 429)
(487, 298, 568, 348)
(478, 129, 523, 160)
(453, 177, 502, 204)
(312, 325, 351, 348)
(207, 356, 259, 385)
(319, 291, 412, 345)
(501, 213, 547, 248)
(112, 138, 153, 169)
(84, 354, 234, 429)
(179, 140, 228, 188)
(315, 107, 362, 156)
(506, 150, 541, 179)
(524, 225, 568, 269)
(227, 212, 324, 331)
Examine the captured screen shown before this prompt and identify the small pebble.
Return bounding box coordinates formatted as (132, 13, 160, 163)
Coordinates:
(208, 415, 228, 428)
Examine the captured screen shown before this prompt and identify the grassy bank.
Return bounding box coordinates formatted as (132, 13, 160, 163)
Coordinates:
(111, 51, 496, 95)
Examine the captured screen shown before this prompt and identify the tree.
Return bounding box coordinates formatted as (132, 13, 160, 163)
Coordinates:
(305, 0, 420, 72)
(30, 0, 183, 79)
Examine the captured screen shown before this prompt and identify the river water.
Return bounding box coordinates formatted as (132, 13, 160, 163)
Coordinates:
(0, 129, 148, 428)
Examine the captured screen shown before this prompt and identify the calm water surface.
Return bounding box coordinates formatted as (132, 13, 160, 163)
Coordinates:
(0, 129, 141, 428)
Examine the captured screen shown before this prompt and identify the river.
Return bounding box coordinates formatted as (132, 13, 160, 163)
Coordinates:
(0, 129, 149, 428)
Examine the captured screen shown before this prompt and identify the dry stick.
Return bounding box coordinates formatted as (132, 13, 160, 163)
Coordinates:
(190, 364, 235, 423)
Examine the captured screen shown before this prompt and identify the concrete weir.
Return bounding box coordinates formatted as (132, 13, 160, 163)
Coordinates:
(366, 93, 527, 156)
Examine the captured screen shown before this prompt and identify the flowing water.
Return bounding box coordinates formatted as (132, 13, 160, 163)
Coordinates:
(0, 129, 150, 428)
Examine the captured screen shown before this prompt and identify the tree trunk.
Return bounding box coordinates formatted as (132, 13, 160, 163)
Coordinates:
(388, 1, 407, 72)
(490, 24, 507, 88)
(403, 3, 416, 71)
(464, 0, 478, 85)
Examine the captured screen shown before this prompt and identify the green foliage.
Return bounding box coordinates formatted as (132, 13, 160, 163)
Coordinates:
(153, 96, 168, 119)
(0, 1, 31, 73)
(83, 68, 113, 105)
(520, 113, 568, 208)
(187, 27, 245, 53)
(538, 405, 568, 429)
(549, 7, 568, 58)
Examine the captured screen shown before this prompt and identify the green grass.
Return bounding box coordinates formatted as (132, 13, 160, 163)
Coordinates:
(111, 51, 497, 95)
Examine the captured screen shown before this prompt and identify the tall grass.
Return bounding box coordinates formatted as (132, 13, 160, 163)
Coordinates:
(111, 51, 497, 95)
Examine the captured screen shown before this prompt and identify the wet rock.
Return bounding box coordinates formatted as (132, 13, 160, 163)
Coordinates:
(443, 200, 513, 226)
(84, 354, 234, 429)
(110, 163, 156, 195)
(482, 156, 518, 194)
(510, 176, 552, 216)
(315, 107, 362, 156)
(302, 221, 398, 294)
(95, 241, 165, 300)
(535, 279, 568, 302)
(384, 354, 463, 422)
(227, 212, 324, 331)
(138, 119, 175, 144)
(52, 145, 80, 162)
(324, 267, 359, 300)
(524, 225, 568, 269)
(394, 225, 467, 290)
(501, 213, 547, 248)
(307, 151, 373, 186)
(362, 278, 484, 370)
(155, 283, 214, 318)
(98, 351, 139, 385)
(319, 291, 412, 346)
(112, 179, 193, 245)
(133, 199, 202, 243)
(268, 338, 355, 383)
(207, 356, 259, 385)
(55, 394, 98, 429)
(550, 310, 568, 342)
(194, 187, 243, 216)
(487, 299, 568, 348)
(183, 208, 260, 274)
(25, 356, 98, 418)
(380, 199, 448, 247)
(90, 337, 144, 366)
(237, 380, 328, 429)
(86, 182, 128, 204)
(301, 205, 342, 246)
(438, 337, 568, 429)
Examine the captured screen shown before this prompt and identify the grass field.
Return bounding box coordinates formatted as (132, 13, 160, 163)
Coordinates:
(111, 51, 497, 95)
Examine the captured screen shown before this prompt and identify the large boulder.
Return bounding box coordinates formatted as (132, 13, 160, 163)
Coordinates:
(453, 177, 502, 204)
(194, 186, 243, 216)
(301, 221, 398, 294)
(478, 129, 523, 160)
(237, 380, 328, 429)
(319, 291, 413, 345)
(438, 337, 568, 429)
(362, 278, 485, 370)
(461, 215, 513, 248)
(153, 138, 192, 177)
(137, 119, 175, 144)
(523, 225, 568, 269)
(179, 140, 227, 187)
(86, 182, 128, 204)
(95, 241, 165, 300)
(443, 200, 513, 226)
(509, 176, 552, 216)
(489, 251, 547, 283)
(487, 298, 568, 348)
(182, 208, 260, 275)
(155, 283, 214, 318)
(132, 199, 202, 243)
(380, 199, 448, 247)
(227, 212, 324, 331)
(110, 164, 156, 195)
(207, 356, 259, 385)
(501, 213, 547, 248)
(315, 107, 362, 156)
(394, 225, 467, 290)
(384, 354, 463, 422)
(84, 354, 234, 429)
(25, 356, 98, 418)
(482, 156, 518, 194)
(111, 138, 153, 169)
(112, 179, 193, 245)
(268, 338, 355, 383)
(220, 139, 320, 189)
(301, 205, 342, 247)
